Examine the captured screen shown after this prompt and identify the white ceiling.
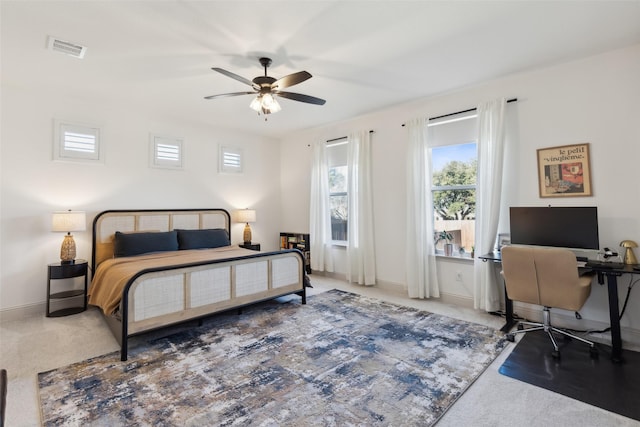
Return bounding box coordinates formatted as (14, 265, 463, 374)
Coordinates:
(2, 1, 640, 139)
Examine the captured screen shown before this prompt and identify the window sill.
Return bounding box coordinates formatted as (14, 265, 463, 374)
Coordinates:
(435, 253, 475, 262)
(332, 241, 347, 248)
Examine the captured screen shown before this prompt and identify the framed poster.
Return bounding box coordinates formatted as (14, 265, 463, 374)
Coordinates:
(537, 143, 592, 197)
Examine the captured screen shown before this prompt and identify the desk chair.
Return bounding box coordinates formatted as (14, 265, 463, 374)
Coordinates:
(501, 246, 598, 359)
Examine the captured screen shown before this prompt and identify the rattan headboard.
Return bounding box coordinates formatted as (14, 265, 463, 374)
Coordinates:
(91, 209, 231, 273)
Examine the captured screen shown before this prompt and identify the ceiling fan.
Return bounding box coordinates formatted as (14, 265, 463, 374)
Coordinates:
(204, 57, 326, 116)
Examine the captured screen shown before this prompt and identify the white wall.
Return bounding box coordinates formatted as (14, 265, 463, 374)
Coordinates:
(2, 33, 639, 342)
(280, 44, 640, 337)
(0, 84, 283, 314)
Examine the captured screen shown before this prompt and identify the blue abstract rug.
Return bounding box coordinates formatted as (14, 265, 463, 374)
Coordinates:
(38, 290, 506, 426)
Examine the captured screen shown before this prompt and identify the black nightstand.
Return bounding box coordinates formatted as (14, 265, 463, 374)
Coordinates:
(239, 243, 261, 251)
(46, 259, 88, 317)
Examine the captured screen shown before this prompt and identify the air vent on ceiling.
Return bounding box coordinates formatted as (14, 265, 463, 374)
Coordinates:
(47, 36, 87, 59)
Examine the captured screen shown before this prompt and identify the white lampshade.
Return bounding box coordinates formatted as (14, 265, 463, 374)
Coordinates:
(234, 209, 256, 224)
(249, 96, 263, 112)
(249, 94, 281, 114)
(261, 94, 281, 112)
(51, 211, 86, 232)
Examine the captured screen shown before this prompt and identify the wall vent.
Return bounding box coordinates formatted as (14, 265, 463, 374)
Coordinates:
(47, 36, 87, 59)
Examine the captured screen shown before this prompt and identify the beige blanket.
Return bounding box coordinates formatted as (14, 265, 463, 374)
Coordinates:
(89, 246, 255, 315)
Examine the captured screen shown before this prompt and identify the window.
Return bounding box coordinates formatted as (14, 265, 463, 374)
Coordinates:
(429, 113, 477, 256)
(219, 146, 243, 173)
(150, 134, 183, 169)
(53, 120, 102, 163)
(327, 139, 348, 242)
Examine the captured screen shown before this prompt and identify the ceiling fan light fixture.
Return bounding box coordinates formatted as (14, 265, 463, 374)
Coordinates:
(249, 96, 263, 112)
(249, 93, 281, 114)
(262, 94, 281, 112)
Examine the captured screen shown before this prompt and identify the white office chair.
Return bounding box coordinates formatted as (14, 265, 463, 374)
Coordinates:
(501, 246, 598, 359)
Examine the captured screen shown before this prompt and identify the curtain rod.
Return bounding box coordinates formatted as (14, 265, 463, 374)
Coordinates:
(401, 98, 517, 127)
(326, 130, 374, 144)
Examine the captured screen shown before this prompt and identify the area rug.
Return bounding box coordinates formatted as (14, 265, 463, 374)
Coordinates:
(38, 289, 507, 426)
(499, 331, 640, 421)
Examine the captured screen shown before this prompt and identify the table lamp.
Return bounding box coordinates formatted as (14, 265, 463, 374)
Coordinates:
(52, 210, 86, 264)
(235, 209, 256, 244)
(620, 240, 638, 265)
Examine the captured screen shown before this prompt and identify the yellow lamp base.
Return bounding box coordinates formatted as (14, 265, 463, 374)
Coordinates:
(60, 233, 77, 264)
(623, 247, 638, 265)
(243, 223, 252, 244)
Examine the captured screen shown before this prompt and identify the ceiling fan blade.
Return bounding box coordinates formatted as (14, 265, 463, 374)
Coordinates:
(276, 91, 326, 105)
(204, 91, 255, 100)
(272, 71, 312, 90)
(211, 67, 259, 90)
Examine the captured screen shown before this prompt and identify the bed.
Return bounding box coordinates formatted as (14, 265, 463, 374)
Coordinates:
(89, 208, 307, 361)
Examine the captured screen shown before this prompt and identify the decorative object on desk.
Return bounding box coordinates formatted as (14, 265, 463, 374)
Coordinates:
(620, 240, 638, 265)
(435, 230, 453, 256)
(537, 143, 592, 197)
(38, 290, 506, 427)
(51, 210, 86, 264)
(497, 233, 510, 251)
(601, 247, 619, 259)
(234, 208, 256, 244)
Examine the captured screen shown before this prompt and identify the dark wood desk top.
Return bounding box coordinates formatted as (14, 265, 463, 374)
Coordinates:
(479, 251, 640, 273)
(478, 251, 502, 262)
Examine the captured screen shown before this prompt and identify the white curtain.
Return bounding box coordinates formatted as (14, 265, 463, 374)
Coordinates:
(405, 118, 439, 298)
(346, 130, 376, 285)
(309, 140, 334, 273)
(473, 98, 507, 311)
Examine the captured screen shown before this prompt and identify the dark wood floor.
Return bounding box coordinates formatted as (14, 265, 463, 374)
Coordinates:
(500, 331, 640, 422)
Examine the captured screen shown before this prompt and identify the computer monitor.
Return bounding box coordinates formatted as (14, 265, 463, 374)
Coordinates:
(509, 206, 599, 250)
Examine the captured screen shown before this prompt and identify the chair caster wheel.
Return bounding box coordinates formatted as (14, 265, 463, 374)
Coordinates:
(552, 350, 561, 359)
(589, 346, 599, 359)
(517, 324, 524, 331)
(506, 333, 515, 342)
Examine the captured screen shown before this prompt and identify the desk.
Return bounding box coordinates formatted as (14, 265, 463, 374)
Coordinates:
(479, 251, 638, 363)
(479, 252, 517, 333)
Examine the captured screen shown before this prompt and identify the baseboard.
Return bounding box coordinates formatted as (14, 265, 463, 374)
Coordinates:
(373, 281, 477, 310)
(373, 279, 406, 296)
(438, 292, 475, 309)
(313, 271, 346, 281)
(0, 301, 45, 322)
(311, 272, 407, 296)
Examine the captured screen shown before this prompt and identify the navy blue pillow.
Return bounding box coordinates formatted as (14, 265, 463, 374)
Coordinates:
(113, 231, 179, 257)
(177, 229, 230, 250)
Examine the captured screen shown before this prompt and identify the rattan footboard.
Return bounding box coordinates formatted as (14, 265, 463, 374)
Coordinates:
(92, 209, 307, 361)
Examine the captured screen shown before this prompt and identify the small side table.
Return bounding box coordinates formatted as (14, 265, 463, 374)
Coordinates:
(46, 259, 88, 317)
(239, 243, 261, 251)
